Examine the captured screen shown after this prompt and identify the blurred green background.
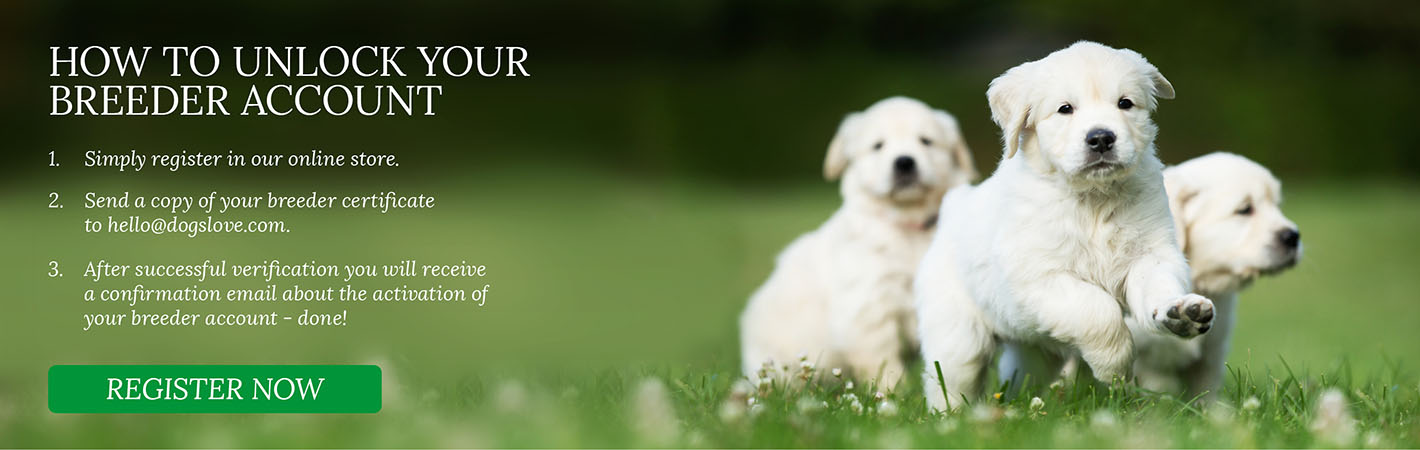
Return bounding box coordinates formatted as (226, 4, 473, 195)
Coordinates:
(0, 0, 1417, 447)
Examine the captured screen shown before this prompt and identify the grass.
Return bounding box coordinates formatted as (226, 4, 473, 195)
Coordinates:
(0, 167, 1417, 447)
(3, 359, 1416, 447)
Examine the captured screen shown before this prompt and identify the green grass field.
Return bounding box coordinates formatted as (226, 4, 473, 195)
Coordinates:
(1, 168, 1417, 447)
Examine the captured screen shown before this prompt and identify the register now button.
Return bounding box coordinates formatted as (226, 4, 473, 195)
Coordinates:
(48, 365, 381, 413)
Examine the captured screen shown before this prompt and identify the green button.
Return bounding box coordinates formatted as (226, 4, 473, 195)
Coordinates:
(49, 364, 381, 414)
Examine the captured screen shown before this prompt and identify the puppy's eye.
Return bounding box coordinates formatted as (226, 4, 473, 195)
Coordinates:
(1057, 104, 1073, 114)
(1236, 204, 1254, 216)
(872, 140, 883, 152)
(919, 136, 933, 146)
(1118, 98, 1134, 110)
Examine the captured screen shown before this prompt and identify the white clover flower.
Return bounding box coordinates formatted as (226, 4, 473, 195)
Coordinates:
(1205, 403, 1236, 426)
(1089, 409, 1119, 431)
(845, 381, 855, 390)
(800, 359, 816, 372)
(832, 368, 843, 378)
(969, 404, 1003, 424)
(718, 400, 746, 423)
(1242, 396, 1262, 411)
(492, 380, 528, 413)
(876, 399, 899, 417)
(796, 396, 825, 415)
(630, 378, 679, 446)
(1310, 388, 1357, 446)
(1365, 431, 1385, 447)
(874, 391, 886, 401)
(934, 418, 960, 434)
(758, 360, 777, 380)
(842, 393, 863, 414)
(1029, 396, 1045, 412)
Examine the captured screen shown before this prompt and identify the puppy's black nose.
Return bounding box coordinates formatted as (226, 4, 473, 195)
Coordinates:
(1085, 128, 1116, 153)
(894, 155, 916, 173)
(1277, 228, 1300, 249)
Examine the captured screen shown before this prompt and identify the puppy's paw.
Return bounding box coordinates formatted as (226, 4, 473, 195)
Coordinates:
(1153, 294, 1214, 338)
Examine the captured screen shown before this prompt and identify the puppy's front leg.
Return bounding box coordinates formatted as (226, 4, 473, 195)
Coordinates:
(1126, 250, 1215, 338)
(1029, 275, 1135, 382)
(831, 289, 908, 388)
(916, 278, 994, 412)
(1182, 292, 1239, 402)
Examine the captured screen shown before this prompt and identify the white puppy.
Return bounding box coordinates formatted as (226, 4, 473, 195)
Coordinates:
(1001, 152, 1302, 402)
(1137, 152, 1302, 397)
(915, 42, 1213, 411)
(740, 96, 976, 387)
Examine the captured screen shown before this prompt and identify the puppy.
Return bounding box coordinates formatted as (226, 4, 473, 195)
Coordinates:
(740, 96, 977, 387)
(915, 42, 1213, 411)
(1137, 152, 1302, 397)
(1000, 153, 1302, 402)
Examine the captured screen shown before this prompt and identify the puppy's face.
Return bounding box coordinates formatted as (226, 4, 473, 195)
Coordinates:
(1166, 153, 1301, 294)
(825, 97, 977, 205)
(988, 42, 1175, 182)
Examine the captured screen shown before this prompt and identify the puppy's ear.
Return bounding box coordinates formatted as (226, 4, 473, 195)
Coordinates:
(1163, 168, 1196, 252)
(987, 64, 1035, 160)
(933, 109, 978, 181)
(1150, 69, 1175, 100)
(824, 112, 863, 181)
(1122, 48, 1175, 101)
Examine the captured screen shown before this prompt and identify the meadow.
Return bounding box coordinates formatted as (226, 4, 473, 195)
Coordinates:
(0, 168, 1417, 447)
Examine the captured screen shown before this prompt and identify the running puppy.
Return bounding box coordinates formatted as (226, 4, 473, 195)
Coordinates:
(915, 42, 1213, 411)
(1000, 152, 1303, 403)
(740, 96, 977, 387)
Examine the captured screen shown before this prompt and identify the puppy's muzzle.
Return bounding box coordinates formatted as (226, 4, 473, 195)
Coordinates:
(1265, 227, 1302, 274)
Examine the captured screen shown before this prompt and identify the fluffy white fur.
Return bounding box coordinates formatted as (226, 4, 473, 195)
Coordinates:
(1137, 152, 1302, 398)
(740, 96, 977, 387)
(915, 42, 1214, 411)
(1001, 153, 1303, 402)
